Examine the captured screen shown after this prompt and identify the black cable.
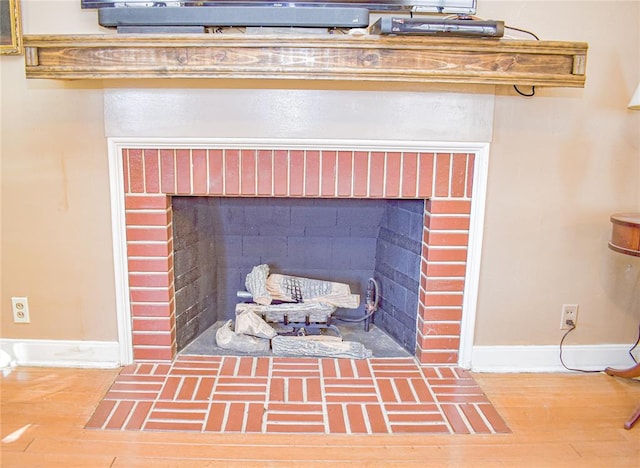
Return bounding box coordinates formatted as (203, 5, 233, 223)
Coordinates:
(504, 25, 540, 40)
(504, 24, 539, 98)
(514, 85, 535, 97)
(559, 322, 602, 373)
(628, 322, 640, 364)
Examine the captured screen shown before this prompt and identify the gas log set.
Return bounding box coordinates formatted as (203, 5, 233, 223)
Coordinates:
(215, 264, 379, 359)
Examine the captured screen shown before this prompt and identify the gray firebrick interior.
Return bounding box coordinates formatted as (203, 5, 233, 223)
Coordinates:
(172, 197, 424, 354)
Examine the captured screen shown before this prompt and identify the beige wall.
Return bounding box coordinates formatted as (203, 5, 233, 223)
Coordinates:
(1, 1, 116, 342)
(475, 0, 640, 345)
(1, 1, 639, 349)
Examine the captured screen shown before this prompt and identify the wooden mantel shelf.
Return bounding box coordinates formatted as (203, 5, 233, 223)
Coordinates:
(23, 34, 587, 87)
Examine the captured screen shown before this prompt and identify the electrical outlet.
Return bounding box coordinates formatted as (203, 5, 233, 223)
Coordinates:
(11, 297, 30, 323)
(560, 304, 578, 329)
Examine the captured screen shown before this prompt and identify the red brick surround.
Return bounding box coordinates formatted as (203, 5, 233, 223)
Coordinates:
(122, 148, 475, 364)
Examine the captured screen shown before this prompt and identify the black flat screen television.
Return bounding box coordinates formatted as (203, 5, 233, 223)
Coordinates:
(81, 0, 477, 14)
(83, 1, 477, 30)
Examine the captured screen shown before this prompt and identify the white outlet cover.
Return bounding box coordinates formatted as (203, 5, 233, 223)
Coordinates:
(11, 297, 30, 323)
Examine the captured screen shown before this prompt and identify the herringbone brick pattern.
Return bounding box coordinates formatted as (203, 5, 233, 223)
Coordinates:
(86, 355, 509, 435)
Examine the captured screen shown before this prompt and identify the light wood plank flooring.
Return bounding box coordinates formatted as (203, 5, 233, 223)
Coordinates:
(1, 366, 639, 467)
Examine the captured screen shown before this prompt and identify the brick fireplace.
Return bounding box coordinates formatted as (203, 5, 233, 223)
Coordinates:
(121, 145, 478, 365)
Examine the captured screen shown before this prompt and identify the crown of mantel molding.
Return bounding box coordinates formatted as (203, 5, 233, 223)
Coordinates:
(23, 34, 587, 87)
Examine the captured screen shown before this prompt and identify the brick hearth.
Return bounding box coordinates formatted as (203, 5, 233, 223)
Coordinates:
(123, 147, 475, 364)
(86, 355, 510, 435)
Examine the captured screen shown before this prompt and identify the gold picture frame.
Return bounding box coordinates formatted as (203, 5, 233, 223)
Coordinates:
(1, 0, 22, 55)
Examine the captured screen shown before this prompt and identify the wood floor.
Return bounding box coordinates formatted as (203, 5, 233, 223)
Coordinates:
(1, 366, 639, 467)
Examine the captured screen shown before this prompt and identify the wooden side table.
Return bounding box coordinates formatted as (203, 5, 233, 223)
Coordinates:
(604, 212, 640, 429)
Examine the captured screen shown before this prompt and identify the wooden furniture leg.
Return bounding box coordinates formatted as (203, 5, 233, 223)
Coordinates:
(605, 363, 640, 430)
(624, 404, 640, 430)
(605, 362, 640, 379)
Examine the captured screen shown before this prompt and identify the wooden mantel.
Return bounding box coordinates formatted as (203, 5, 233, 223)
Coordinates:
(23, 34, 587, 87)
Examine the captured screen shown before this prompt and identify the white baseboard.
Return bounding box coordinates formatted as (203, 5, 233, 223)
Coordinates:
(471, 344, 638, 373)
(1, 339, 635, 373)
(0, 338, 122, 369)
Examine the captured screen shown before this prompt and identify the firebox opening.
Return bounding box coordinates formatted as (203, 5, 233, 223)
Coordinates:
(172, 196, 425, 356)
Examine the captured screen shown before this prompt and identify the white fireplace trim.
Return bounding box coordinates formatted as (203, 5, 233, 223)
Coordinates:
(108, 137, 134, 365)
(459, 141, 490, 368)
(107, 137, 490, 367)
